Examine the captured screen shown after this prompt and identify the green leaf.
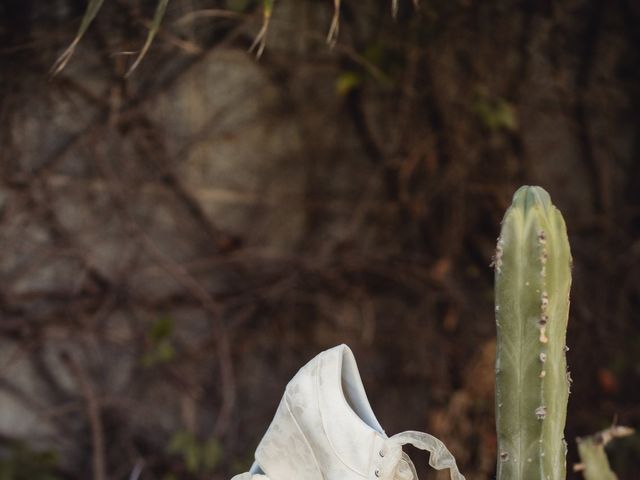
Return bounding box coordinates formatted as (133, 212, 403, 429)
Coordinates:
(472, 90, 518, 132)
(167, 431, 224, 474)
(141, 340, 175, 367)
(336, 72, 362, 96)
(0, 442, 60, 480)
(168, 431, 192, 453)
(142, 317, 176, 367)
(201, 439, 223, 472)
(150, 316, 174, 342)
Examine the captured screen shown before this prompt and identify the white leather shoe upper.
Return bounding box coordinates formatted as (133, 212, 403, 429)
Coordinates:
(236, 344, 464, 480)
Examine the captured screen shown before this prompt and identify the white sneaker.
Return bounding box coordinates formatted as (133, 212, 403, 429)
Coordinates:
(234, 344, 464, 480)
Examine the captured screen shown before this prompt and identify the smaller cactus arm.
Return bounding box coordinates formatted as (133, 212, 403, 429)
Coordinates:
(575, 426, 635, 480)
(576, 439, 617, 480)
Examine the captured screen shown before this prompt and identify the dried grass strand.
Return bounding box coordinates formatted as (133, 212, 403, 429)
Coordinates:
(249, 0, 274, 58)
(50, 0, 105, 76)
(327, 0, 341, 48)
(126, 0, 170, 77)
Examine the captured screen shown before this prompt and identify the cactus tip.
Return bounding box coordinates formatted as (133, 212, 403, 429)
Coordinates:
(511, 185, 552, 213)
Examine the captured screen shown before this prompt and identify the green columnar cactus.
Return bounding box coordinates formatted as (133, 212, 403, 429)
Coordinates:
(494, 186, 572, 480)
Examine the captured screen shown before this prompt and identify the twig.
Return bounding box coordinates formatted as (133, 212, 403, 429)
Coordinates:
(61, 352, 107, 480)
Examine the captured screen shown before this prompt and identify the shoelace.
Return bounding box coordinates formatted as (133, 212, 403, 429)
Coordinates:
(388, 431, 465, 480)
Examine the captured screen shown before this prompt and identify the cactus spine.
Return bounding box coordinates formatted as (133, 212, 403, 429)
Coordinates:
(494, 186, 572, 480)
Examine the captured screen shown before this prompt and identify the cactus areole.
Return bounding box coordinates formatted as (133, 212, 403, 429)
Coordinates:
(494, 186, 572, 480)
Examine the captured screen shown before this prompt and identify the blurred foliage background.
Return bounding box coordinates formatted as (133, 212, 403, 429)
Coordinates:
(0, 0, 639, 478)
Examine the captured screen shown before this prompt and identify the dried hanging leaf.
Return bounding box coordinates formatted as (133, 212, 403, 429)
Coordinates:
(126, 0, 170, 77)
(249, 0, 274, 58)
(326, 0, 340, 48)
(50, 0, 105, 76)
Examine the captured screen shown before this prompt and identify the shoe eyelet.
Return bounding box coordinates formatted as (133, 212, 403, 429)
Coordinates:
(374, 469, 381, 477)
(379, 449, 385, 458)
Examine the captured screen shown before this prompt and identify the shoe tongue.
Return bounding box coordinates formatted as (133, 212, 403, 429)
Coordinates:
(317, 345, 386, 473)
